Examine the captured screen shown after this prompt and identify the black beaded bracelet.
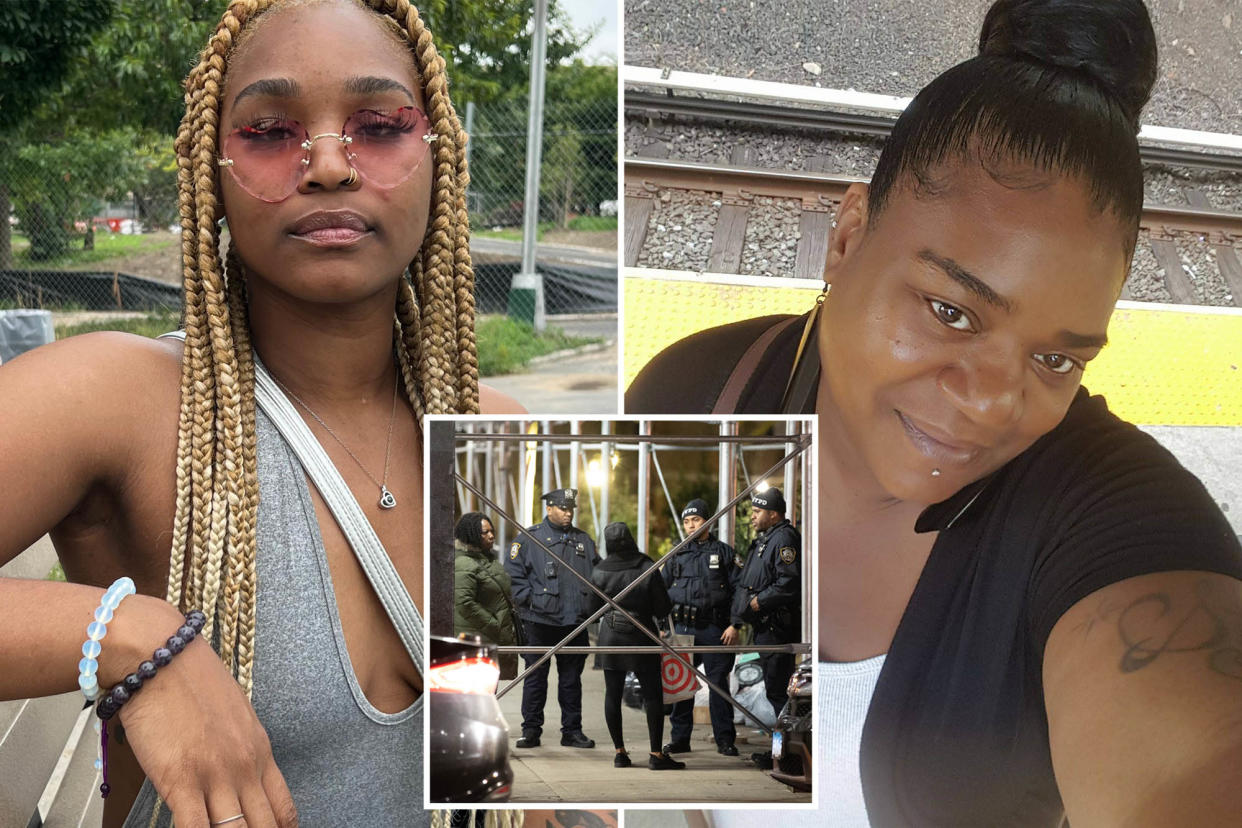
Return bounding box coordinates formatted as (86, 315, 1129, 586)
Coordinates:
(95, 609, 206, 797)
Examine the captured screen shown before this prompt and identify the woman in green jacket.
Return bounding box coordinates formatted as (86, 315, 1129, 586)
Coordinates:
(454, 512, 520, 678)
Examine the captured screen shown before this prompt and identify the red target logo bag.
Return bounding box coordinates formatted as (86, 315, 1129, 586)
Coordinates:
(661, 626, 699, 704)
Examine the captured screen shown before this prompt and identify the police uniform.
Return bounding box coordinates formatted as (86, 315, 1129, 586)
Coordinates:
(503, 488, 599, 746)
(731, 489, 802, 716)
(663, 498, 739, 753)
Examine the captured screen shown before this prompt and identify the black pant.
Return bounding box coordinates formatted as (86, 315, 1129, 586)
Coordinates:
(519, 619, 589, 736)
(603, 664, 664, 753)
(756, 628, 795, 716)
(668, 620, 736, 746)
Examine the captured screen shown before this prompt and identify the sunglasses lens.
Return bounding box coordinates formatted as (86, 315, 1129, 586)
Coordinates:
(220, 107, 431, 201)
(345, 106, 431, 189)
(221, 119, 307, 202)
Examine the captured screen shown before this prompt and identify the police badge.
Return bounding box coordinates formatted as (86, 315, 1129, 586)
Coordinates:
(509, 541, 521, 560)
(779, 546, 797, 564)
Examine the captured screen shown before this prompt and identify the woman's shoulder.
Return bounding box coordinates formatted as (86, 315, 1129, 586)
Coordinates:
(625, 314, 803, 414)
(1, 330, 182, 437)
(479, 383, 526, 414)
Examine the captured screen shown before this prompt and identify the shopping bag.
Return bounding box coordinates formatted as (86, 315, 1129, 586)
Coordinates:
(661, 627, 699, 704)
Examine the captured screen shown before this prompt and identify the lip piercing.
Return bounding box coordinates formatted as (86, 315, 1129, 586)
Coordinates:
(931, 468, 941, 477)
(345, 168, 359, 186)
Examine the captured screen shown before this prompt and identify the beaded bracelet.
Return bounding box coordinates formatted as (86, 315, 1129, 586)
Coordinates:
(94, 609, 207, 798)
(77, 577, 137, 702)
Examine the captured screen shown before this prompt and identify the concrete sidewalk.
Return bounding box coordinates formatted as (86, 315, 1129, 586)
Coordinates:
(495, 661, 810, 804)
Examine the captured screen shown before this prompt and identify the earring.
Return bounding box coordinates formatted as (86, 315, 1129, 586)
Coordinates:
(421, 132, 439, 145)
(830, 218, 838, 229)
(217, 216, 228, 231)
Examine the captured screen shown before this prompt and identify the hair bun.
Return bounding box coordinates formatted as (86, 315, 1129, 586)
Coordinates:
(979, 0, 1157, 127)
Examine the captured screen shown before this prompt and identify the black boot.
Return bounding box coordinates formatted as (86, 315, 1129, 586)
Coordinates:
(662, 740, 692, 754)
(648, 752, 687, 770)
(614, 750, 632, 768)
(515, 732, 541, 748)
(561, 731, 596, 748)
(717, 743, 739, 756)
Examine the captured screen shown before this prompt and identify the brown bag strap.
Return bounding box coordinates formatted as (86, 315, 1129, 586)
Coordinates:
(711, 316, 802, 414)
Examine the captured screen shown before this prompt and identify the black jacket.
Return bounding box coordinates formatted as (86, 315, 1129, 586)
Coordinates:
(662, 535, 738, 620)
(731, 519, 801, 637)
(505, 517, 598, 626)
(589, 551, 673, 673)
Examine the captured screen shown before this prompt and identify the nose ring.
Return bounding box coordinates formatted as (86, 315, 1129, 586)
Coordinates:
(345, 168, 359, 186)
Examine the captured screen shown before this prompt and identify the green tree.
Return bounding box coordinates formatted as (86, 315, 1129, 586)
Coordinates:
(422, 0, 590, 106)
(0, 0, 114, 268)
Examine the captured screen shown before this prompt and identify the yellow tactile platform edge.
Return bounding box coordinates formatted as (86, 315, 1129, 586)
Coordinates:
(624, 274, 1242, 426)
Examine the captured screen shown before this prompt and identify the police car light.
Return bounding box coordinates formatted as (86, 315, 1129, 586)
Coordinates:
(428, 655, 500, 695)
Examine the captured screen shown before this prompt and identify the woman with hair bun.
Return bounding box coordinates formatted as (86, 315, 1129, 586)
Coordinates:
(0, 1, 523, 826)
(631, 0, 1242, 824)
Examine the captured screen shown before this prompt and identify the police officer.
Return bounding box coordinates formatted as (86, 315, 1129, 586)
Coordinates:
(724, 488, 801, 740)
(504, 487, 599, 749)
(662, 498, 739, 756)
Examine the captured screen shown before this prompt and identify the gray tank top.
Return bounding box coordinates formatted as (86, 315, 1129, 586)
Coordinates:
(124, 406, 426, 826)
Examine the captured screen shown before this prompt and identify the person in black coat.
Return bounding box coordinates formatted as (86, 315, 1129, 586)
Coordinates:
(589, 522, 684, 770)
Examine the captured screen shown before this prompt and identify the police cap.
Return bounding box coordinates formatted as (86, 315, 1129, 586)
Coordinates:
(680, 498, 710, 519)
(541, 488, 578, 509)
(750, 487, 786, 514)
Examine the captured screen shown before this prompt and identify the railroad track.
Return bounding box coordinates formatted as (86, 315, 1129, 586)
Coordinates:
(624, 156, 1242, 307)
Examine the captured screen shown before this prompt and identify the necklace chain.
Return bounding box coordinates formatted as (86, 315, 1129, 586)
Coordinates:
(272, 374, 400, 509)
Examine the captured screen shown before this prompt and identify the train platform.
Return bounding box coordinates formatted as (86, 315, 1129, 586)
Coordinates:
(495, 661, 811, 805)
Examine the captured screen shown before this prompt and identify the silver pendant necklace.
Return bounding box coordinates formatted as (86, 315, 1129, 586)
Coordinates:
(272, 374, 400, 510)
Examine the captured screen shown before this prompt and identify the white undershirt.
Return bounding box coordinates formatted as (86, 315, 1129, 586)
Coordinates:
(710, 656, 886, 828)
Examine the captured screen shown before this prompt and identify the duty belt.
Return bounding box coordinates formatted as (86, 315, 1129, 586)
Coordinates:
(673, 603, 727, 627)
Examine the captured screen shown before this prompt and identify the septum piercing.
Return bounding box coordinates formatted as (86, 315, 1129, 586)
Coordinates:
(931, 468, 941, 477)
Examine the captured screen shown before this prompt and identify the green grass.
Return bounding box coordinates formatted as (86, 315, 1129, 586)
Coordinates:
(51, 310, 594, 374)
(55, 310, 181, 340)
(476, 315, 598, 376)
(10, 231, 175, 268)
(567, 215, 617, 232)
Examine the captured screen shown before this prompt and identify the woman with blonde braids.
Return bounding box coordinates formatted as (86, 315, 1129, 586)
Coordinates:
(0, 0, 525, 825)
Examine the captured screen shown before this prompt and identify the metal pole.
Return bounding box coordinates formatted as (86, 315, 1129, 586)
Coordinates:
(600, 421, 611, 552)
(511, 0, 550, 331)
(569, 420, 580, 492)
(428, 420, 456, 636)
(464, 422, 476, 513)
(785, 422, 797, 526)
(637, 420, 649, 551)
(718, 421, 732, 547)
(542, 419, 553, 504)
(650, 448, 683, 541)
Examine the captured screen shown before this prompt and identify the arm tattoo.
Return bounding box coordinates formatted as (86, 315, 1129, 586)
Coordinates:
(1114, 578, 1242, 681)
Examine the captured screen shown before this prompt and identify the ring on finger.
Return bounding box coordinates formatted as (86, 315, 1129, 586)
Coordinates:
(210, 815, 245, 826)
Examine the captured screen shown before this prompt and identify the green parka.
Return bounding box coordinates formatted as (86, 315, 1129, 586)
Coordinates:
(453, 540, 520, 677)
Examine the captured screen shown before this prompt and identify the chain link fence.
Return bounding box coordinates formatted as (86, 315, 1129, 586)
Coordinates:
(465, 92, 618, 317)
(0, 79, 618, 337)
(0, 130, 183, 320)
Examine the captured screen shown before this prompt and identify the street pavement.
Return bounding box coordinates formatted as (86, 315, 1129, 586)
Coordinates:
(484, 314, 620, 415)
(494, 660, 810, 804)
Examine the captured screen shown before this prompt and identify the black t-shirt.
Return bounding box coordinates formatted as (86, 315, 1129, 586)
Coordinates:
(628, 317, 1242, 825)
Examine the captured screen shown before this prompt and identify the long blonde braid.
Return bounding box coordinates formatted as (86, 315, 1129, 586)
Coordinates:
(166, 0, 479, 689)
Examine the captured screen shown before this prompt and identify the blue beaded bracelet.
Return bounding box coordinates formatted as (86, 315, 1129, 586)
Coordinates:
(77, 577, 136, 702)
(94, 609, 206, 798)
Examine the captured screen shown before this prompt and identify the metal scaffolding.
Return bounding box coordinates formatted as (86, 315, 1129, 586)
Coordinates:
(431, 421, 814, 735)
